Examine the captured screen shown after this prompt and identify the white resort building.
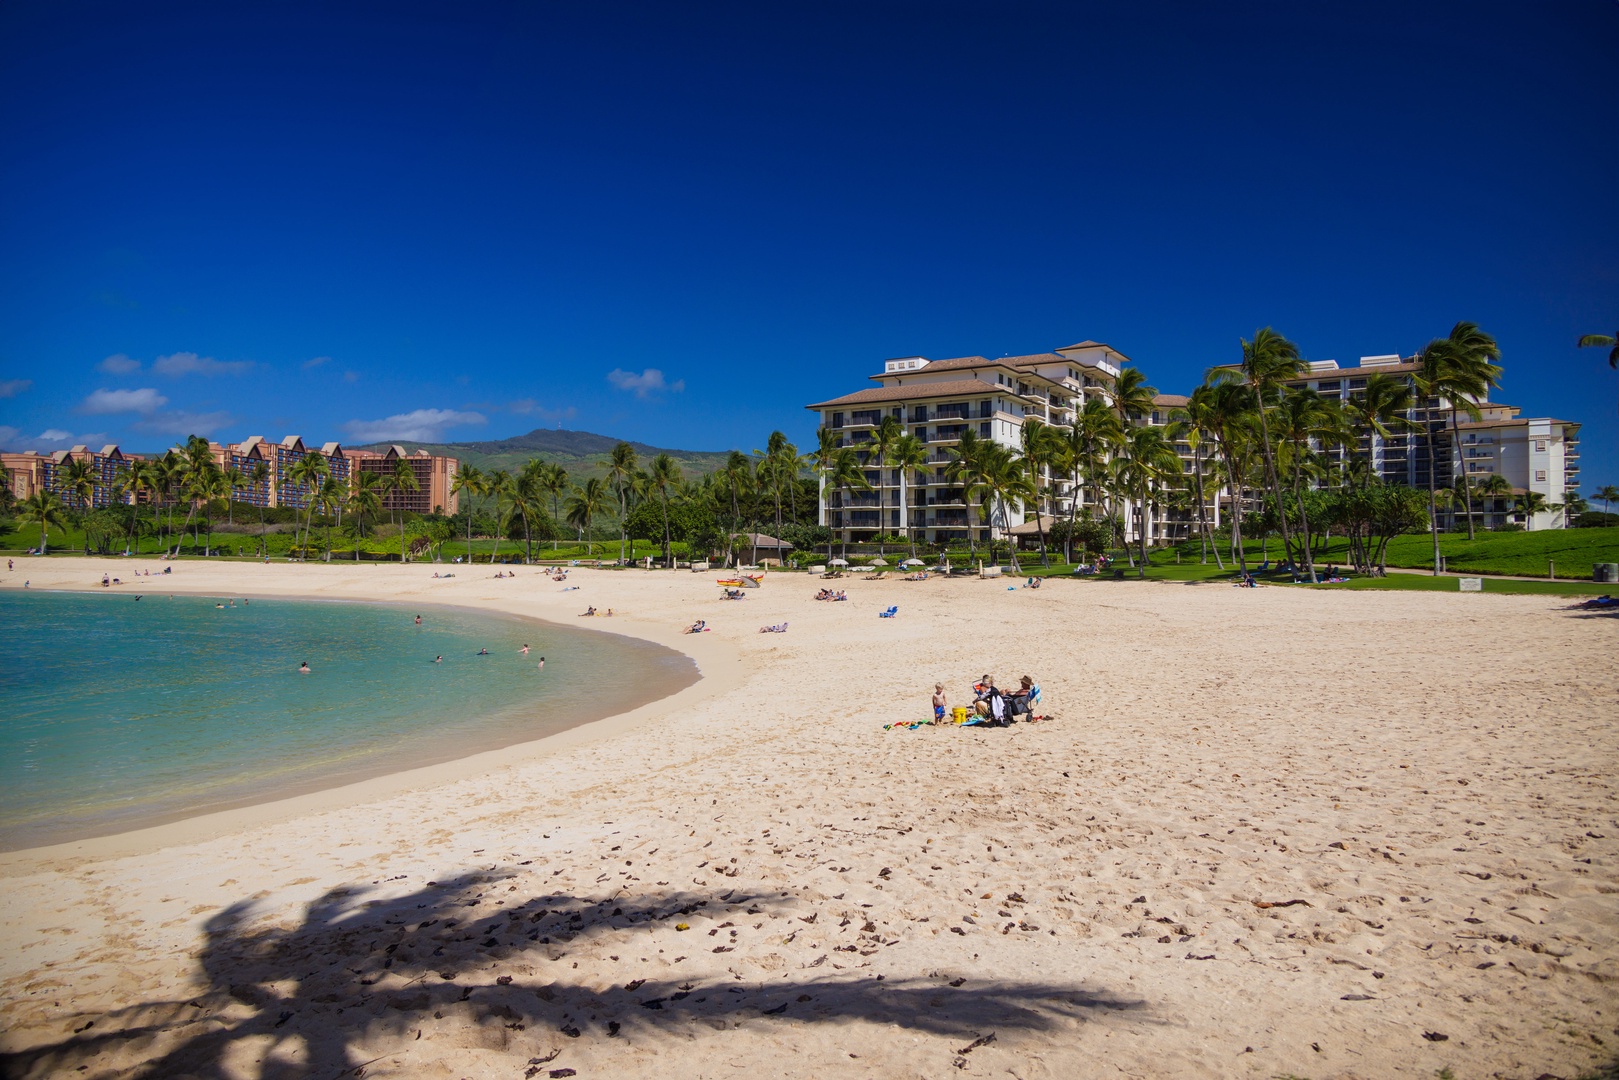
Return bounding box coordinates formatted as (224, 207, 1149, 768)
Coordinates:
(806, 340, 1582, 550)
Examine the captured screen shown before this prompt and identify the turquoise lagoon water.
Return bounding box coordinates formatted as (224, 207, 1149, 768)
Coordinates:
(0, 590, 697, 850)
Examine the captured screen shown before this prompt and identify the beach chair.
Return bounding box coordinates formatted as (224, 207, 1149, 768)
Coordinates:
(879, 605, 898, 618)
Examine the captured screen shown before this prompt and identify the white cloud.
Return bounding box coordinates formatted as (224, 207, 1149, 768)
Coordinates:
(0, 427, 107, 451)
(132, 410, 234, 437)
(0, 425, 21, 447)
(607, 368, 684, 398)
(152, 351, 253, 377)
(98, 353, 141, 374)
(81, 387, 168, 414)
(302, 355, 331, 370)
(0, 378, 32, 398)
(344, 408, 486, 443)
(40, 428, 73, 440)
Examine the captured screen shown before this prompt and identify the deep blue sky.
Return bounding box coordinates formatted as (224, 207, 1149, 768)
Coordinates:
(2, 1, 1615, 486)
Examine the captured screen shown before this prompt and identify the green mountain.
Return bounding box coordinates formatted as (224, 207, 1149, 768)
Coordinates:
(355, 428, 735, 482)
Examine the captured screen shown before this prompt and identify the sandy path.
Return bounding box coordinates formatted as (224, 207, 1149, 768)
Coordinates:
(1, 558, 1615, 1079)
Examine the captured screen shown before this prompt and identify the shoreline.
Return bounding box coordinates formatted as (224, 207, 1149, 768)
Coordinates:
(0, 563, 739, 868)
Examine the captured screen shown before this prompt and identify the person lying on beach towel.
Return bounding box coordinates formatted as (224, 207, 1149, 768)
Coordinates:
(758, 622, 788, 633)
(580, 606, 596, 616)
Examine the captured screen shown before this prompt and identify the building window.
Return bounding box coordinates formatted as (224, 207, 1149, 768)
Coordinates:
(979, 422, 990, 438)
(1534, 439, 1547, 452)
(1535, 469, 1547, 482)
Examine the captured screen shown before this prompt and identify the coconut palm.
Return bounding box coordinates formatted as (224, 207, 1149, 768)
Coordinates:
(241, 460, 268, 555)
(390, 459, 419, 562)
(285, 450, 329, 560)
(1417, 323, 1503, 566)
(943, 428, 996, 560)
(1515, 489, 1548, 530)
(347, 472, 383, 560)
(1477, 473, 1513, 528)
(1342, 372, 1416, 486)
(1595, 484, 1619, 524)
(200, 465, 232, 556)
(222, 466, 244, 526)
(888, 432, 928, 561)
(315, 473, 345, 560)
(1275, 387, 1342, 576)
(825, 447, 870, 561)
(1060, 397, 1123, 563)
(485, 470, 517, 563)
(1577, 331, 1618, 368)
(115, 464, 149, 554)
(534, 462, 568, 552)
(606, 441, 639, 564)
(811, 427, 841, 562)
(864, 417, 903, 555)
(1019, 419, 1063, 566)
(718, 451, 752, 566)
(449, 464, 483, 563)
(1238, 327, 1308, 577)
(565, 476, 610, 549)
(1115, 425, 1184, 577)
(1176, 387, 1225, 568)
(60, 457, 97, 553)
(647, 453, 681, 565)
(979, 440, 1032, 570)
(511, 459, 546, 564)
(20, 490, 64, 553)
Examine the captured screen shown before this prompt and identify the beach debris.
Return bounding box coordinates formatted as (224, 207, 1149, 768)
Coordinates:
(762, 1002, 788, 1015)
(1184, 953, 1217, 960)
(641, 998, 666, 1010)
(529, 1050, 561, 1064)
(1341, 994, 1375, 1001)
(560, 1024, 580, 1038)
(955, 1032, 997, 1054)
(550, 1070, 577, 1079)
(624, 979, 645, 991)
(1421, 1031, 1449, 1042)
(1252, 899, 1311, 909)
(949, 978, 966, 987)
(608, 1021, 621, 1036)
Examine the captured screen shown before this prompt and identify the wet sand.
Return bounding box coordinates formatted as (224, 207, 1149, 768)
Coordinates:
(1, 557, 1615, 1079)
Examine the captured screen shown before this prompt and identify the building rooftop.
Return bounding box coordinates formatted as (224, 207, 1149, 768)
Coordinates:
(808, 378, 1009, 410)
(1152, 393, 1190, 407)
(1456, 417, 1579, 430)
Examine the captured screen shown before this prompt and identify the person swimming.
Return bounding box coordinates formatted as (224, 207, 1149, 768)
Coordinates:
(298, 661, 310, 674)
(415, 615, 422, 625)
(537, 656, 544, 670)
(434, 655, 444, 663)
(478, 647, 489, 655)
(521, 644, 530, 654)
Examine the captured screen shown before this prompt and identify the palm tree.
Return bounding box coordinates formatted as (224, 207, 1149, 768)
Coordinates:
(888, 432, 928, 561)
(1238, 328, 1309, 578)
(485, 470, 517, 564)
(565, 477, 610, 550)
(865, 417, 903, 555)
(1595, 484, 1619, 524)
(200, 465, 231, 556)
(285, 450, 329, 560)
(647, 453, 681, 565)
(812, 427, 841, 562)
(606, 441, 639, 564)
(533, 462, 568, 552)
(19, 490, 64, 553)
(1417, 322, 1503, 567)
(1478, 473, 1513, 528)
(1115, 425, 1184, 577)
(246, 460, 271, 555)
(825, 446, 871, 562)
(1019, 420, 1062, 566)
(1176, 388, 1224, 569)
(1275, 387, 1341, 577)
(979, 441, 1032, 570)
(720, 451, 752, 566)
(222, 466, 244, 526)
(1515, 489, 1548, 530)
(116, 464, 150, 554)
(390, 459, 419, 562)
(515, 459, 546, 564)
(1577, 331, 1618, 367)
(449, 464, 483, 563)
(315, 474, 346, 560)
(943, 428, 994, 560)
(347, 472, 383, 560)
(1059, 397, 1122, 563)
(1342, 372, 1416, 486)
(61, 456, 97, 553)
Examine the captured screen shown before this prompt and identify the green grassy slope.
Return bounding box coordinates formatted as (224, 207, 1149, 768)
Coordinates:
(1316, 529, 1619, 579)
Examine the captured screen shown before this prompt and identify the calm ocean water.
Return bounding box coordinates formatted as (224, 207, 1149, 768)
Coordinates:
(0, 590, 697, 850)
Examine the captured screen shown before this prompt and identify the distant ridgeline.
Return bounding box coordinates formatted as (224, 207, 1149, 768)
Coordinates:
(353, 428, 734, 482)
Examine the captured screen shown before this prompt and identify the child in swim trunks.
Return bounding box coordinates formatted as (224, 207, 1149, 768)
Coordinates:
(932, 683, 947, 723)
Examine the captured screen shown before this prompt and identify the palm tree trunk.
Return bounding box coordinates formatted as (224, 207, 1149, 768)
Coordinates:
(1254, 400, 1300, 572)
(1451, 412, 1476, 541)
(1424, 422, 1442, 575)
(659, 490, 672, 565)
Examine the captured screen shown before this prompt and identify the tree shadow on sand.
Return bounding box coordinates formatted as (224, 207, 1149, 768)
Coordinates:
(3, 872, 1146, 1078)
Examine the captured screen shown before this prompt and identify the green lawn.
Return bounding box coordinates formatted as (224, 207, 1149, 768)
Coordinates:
(1315, 528, 1619, 579)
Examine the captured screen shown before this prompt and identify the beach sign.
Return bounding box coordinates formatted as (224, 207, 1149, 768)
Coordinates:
(1458, 577, 1483, 592)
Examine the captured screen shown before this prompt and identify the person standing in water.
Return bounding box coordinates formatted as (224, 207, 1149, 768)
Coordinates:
(414, 615, 422, 626)
(537, 656, 544, 670)
(520, 644, 530, 655)
(298, 661, 310, 674)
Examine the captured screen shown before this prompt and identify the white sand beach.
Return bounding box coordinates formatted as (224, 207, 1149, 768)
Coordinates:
(1, 558, 1616, 1079)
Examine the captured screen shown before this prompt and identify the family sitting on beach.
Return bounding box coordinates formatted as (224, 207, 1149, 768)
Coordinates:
(813, 589, 848, 601)
(888, 675, 1043, 731)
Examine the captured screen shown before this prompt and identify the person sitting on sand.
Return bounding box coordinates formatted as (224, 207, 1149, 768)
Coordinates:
(932, 683, 948, 723)
(973, 677, 1009, 726)
(102, 574, 110, 586)
(581, 606, 596, 616)
(603, 608, 613, 617)
(298, 661, 310, 674)
(685, 619, 707, 634)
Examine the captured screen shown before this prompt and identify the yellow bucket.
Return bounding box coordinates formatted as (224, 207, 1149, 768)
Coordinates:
(952, 705, 969, 724)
